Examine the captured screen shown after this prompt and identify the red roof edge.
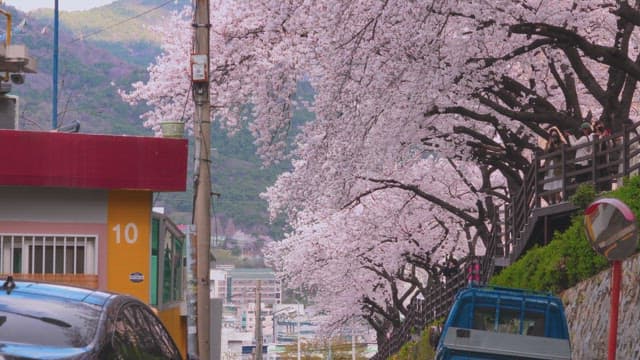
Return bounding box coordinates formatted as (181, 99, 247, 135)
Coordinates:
(0, 130, 188, 191)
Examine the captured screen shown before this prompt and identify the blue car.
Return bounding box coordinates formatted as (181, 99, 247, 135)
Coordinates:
(0, 276, 182, 359)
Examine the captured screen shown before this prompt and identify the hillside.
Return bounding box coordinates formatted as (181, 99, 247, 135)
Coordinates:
(4, 0, 290, 243)
(6, 1, 170, 134)
(30, 0, 186, 45)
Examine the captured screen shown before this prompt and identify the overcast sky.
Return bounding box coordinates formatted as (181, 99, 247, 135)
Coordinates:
(4, 0, 117, 12)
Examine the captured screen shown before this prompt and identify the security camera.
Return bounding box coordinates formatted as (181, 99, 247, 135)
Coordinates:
(10, 73, 24, 85)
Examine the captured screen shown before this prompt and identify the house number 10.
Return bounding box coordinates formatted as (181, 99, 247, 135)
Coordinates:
(112, 223, 138, 244)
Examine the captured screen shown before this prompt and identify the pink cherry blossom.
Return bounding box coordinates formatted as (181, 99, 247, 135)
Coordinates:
(121, 0, 640, 341)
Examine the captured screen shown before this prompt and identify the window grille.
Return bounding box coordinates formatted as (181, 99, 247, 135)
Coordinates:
(0, 234, 97, 275)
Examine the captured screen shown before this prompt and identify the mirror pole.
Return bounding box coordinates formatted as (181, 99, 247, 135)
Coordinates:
(608, 260, 622, 360)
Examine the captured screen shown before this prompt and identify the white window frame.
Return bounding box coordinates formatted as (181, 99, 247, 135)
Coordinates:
(0, 234, 98, 275)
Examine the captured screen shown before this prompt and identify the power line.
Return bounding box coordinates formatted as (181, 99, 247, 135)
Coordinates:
(67, 0, 176, 44)
(54, 1, 178, 129)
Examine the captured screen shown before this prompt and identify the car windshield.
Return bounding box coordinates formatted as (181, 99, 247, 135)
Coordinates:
(0, 295, 101, 348)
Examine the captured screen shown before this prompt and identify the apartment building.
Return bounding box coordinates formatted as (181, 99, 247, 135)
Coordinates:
(226, 267, 282, 306)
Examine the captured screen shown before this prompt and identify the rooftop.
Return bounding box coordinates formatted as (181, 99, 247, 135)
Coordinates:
(0, 130, 188, 191)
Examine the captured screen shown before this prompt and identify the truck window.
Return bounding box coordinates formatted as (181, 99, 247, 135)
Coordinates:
(525, 312, 546, 337)
(471, 306, 546, 336)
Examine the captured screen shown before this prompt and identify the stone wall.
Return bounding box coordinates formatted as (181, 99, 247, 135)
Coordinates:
(562, 252, 640, 359)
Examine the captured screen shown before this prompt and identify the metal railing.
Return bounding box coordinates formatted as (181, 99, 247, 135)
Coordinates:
(506, 122, 640, 262)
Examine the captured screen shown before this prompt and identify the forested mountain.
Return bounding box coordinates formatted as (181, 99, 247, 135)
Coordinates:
(5, 0, 290, 241)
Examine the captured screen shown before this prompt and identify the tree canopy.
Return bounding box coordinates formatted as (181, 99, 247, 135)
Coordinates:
(120, 0, 640, 343)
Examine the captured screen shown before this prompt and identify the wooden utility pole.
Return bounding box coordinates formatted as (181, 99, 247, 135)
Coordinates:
(53, 0, 59, 129)
(255, 281, 263, 360)
(193, 0, 211, 358)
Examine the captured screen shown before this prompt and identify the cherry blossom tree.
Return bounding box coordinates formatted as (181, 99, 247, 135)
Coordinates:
(261, 1, 640, 336)
(121, 1, 640, 172)
(119, 8, 193, 134)
(303, 0, 640, 189)
(263, 157, 502, 341)
(121, 0, 640, 342)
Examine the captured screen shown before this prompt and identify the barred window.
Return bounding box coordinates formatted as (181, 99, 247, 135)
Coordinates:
(0, 234, 97, 275)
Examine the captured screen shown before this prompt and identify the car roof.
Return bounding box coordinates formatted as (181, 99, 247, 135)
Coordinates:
(0, 280, 115, 307)
(457, 286, 563, 305)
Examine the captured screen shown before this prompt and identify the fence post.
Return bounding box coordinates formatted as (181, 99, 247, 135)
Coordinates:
(623, 125, 629, 178)
(522, 175, 528, 218)
(560, 144, 567, 201)
(510, 202, 516, 262)
(534, 156, 541, 208)
(504, 204, 511, 258)
(592, 135, 599, 186)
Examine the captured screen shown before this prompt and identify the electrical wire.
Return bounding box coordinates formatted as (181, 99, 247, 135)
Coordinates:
(67, 0, 177, 44)
(56, 0, 179, 117)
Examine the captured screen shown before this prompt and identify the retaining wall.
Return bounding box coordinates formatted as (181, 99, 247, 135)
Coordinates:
(562, 252, 640, 359)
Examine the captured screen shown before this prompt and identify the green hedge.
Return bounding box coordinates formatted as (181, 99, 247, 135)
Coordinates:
(490, 176, 640, 293)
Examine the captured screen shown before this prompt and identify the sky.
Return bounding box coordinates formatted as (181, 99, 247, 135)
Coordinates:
(4, 0, 117, 12)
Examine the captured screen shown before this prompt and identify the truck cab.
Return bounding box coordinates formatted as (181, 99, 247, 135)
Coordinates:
(435, 286, 571, 360)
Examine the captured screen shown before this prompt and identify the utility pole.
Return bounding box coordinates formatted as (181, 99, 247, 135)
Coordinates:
(296, 312, 301, 360)
(192, 0, 211, 358)
(52, 0, 58, 129)
(255, 281, 263, 360)
(294, 301, 302, 360)
(351, 327, 356, 360)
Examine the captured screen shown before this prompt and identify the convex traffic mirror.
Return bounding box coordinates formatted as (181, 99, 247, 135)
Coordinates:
(584, 198, 638, 261)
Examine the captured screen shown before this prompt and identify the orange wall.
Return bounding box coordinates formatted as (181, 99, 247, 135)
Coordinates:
(107, 190, 152, 302)
(158, 305, 188, 359)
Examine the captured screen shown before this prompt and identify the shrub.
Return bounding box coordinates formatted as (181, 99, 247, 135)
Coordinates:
(569, 182, 596, 210)
(491, 175, 640, 293)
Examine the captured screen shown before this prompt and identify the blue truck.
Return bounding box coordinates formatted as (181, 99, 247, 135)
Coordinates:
(435, 286, 571, 360)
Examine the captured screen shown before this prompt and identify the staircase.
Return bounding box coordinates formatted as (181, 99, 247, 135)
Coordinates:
(500, 122, 640, 265)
